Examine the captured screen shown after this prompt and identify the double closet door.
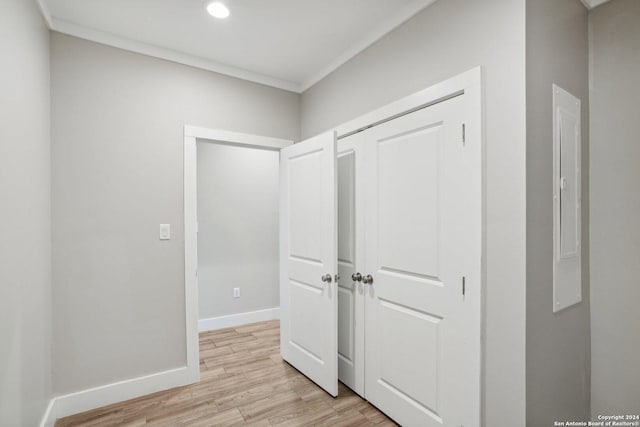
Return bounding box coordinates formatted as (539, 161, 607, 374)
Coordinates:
(280, 94, 481, 427)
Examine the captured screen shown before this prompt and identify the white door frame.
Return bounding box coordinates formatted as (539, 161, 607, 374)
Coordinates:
(334, 67, 482, 141)
(183, 125, 293, 383)
(334, 66, 484, 420)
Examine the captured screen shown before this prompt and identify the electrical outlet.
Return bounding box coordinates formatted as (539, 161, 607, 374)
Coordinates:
(233, 287, 240, 298)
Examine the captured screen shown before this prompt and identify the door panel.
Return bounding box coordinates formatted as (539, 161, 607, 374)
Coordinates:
(378, 125, 441, 278)
(336, 132, 365, 396)
(364, 95, 480, 427)
(338, 151, 355, 268)
(337, 150, 356, 381)
(378, 300, 441, 418)
(280, 131, 338, 397)
(288, 151, 324, 262)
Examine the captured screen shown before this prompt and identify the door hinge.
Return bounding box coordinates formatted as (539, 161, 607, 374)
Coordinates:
(462, 123, 466, 145)
(462, 276, 466, 297)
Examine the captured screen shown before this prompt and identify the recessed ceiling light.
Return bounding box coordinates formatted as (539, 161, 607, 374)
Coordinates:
(206, 2, 230, 19)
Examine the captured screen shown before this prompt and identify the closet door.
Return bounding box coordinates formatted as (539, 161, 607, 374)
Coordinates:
(337, 132, 365, 396)
(279, 131, 339, 396)
(363, 95, 480, 426)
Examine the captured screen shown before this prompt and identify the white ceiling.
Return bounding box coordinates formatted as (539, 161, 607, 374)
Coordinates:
(39, 0, 436, 92)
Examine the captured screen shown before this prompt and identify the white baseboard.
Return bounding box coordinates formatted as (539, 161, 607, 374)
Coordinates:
(199, 307, 280, 332)
(39, 364, 198, 425)
(36, 309, 278, 425)
(39, 398, 56, 427)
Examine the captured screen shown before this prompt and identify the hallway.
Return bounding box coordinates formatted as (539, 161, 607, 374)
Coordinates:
(55, 321, 395, 426)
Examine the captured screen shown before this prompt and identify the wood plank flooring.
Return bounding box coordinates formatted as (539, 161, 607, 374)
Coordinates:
(55, 320, 396, 426)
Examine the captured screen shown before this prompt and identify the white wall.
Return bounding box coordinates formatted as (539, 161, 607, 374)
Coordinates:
(197, 141, 280, 320)
(51, 33, 299, 395)
(526, 0, 591, 424)
(589, 0, 640, 415)
(300, 0, 527, 425)
(0, 1, 52, 425)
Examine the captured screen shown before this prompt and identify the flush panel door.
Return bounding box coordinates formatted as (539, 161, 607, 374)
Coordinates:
(363, 95, 481, 427)
(280, 131, 338, 396)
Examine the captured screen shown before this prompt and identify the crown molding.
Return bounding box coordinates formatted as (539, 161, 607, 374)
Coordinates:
(37, 0, 436, 93)
(50, 18, 302, 92)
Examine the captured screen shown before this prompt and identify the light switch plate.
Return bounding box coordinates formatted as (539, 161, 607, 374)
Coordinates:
(160, 224, 171, 240)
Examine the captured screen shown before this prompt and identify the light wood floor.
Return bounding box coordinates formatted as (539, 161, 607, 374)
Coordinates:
(55, 320, 396, 426)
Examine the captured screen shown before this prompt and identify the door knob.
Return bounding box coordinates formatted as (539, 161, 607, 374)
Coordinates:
(351, 272, 362, 282)
(362, 275, 374, 285)
(321, 274, 333, 283)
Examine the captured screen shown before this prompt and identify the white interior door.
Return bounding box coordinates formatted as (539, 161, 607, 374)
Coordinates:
(363, 96, 481, 426)
(336, 132, 365, 396)
(279, 131, 339, 397)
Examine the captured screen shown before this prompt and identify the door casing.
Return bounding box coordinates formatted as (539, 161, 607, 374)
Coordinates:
(184, 126, 293, 385)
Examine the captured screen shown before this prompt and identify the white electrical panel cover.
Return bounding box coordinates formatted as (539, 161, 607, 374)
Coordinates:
(553, 85, 582, 313)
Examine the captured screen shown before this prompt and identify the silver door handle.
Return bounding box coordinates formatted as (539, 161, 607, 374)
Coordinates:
(351, 272, 362, 282)
(362, 275, 374, 285)
(321, 274, 332, 283)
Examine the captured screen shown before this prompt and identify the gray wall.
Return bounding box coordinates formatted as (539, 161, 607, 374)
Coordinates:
(51, 33, 299, 395)
(197, 141, 280, 319)
(0, 0, 52, 425)
(300, 0, 527, 425)
(589, 0, 640, 415)
(526, 0, 591, 425)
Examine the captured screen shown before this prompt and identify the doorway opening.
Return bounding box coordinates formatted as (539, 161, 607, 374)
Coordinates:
(183, 127, 292, 379)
